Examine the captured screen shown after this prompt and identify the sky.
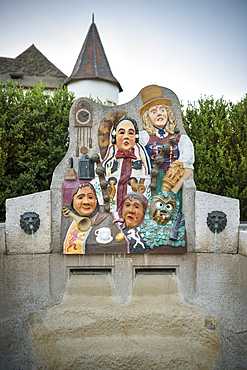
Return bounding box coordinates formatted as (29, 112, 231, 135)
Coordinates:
(1, 0, 247, 107)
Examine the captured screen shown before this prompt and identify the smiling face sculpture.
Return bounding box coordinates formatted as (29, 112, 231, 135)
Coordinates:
(73, 185, 97, 217)
(150, 192, 176, 224)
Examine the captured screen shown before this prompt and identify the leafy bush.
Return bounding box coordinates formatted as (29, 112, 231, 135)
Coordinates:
(0, 79, 74, 220)
(1, 81, 246, 221)
(182, 95, 247, 220)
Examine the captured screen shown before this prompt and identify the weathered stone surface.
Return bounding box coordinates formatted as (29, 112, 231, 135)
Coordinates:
(29, 274, 220, 370)
(6, 191, 51, 254)
(182, 175, 196, 253)
(1, 253, 247, 369)
(193, 253, 245, 311)
(0, 224, 6, 255)
(112, 257, 133, 304)
(239, 230, 247, 256)
(195, 191, 239, 253)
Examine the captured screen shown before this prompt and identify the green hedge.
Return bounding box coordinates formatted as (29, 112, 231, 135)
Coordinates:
(1, 81, 246, 221)
(182, 95, 247, 220)
(0, 79, 74, 221)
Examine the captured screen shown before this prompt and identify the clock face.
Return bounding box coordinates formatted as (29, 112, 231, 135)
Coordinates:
(76, 109, 91, 125)
(75, 100, 92, 127)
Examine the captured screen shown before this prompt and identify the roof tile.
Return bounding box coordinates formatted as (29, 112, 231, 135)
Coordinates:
(64, 21, 122, 92)
(0, 44, 67, 89)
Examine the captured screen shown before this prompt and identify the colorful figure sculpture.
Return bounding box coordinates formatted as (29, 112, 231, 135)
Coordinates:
(140, 85, 194, 194)
(107, 177, 117, 204)
(140, 188, 186, 252)
(63, 182, 99, 254)
(63, 182, 127, 254)
(140, 160, 187, 252)
(101, 116, 151, 211)
(61, 86, 194, 255)
(72, 182, 98, 217)
(121, 193, 147, 229)
(150, 191, 177, 225)
(116, 193, 149, 253)
(128, 177, 146, 194)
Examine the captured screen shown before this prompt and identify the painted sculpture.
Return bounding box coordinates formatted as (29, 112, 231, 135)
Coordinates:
(101, 116, 151, 211)
(139, 84, 194, 194)
(140, 162, 186, 252)
(62, 182, 127, 254)
(61, 85, 194, 254)
(115, 193, 149, 253)
(63, 182, 99, 254)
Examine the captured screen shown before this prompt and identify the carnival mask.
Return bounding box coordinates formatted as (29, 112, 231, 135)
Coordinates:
(150, 192, 176, 224)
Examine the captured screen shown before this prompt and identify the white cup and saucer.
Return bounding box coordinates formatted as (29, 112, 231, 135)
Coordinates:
(95, 227, 113, 244)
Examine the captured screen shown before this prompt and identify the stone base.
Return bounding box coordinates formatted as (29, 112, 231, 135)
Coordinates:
(239, 230, 247, 256)
(6, 191, 51, 254)
(1, 253, 247, 369)
(195, 191, 239, 253)
(29, 274, 220, 370)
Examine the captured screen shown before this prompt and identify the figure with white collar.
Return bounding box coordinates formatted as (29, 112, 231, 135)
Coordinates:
(139, 84, 194, 194)
(101, 115, 151, 211)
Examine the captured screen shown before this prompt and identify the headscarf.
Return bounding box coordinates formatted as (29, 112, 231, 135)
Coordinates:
(70, 182, 99, 218)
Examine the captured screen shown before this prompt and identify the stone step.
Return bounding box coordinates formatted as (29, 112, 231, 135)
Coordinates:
(42, 275, 204, 337)
(29, 274, 220, 369)
(30, 333, 219, 370)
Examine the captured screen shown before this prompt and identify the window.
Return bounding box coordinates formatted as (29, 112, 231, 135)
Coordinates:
(106, 99, 117, 106)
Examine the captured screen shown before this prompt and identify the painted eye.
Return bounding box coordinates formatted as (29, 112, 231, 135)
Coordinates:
(154, 201, 164, 209)
(161, 109, 165, 112)
(166, 203, 173, 211)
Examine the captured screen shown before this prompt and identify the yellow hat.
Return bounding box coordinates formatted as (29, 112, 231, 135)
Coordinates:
(139, 84, 171, 115)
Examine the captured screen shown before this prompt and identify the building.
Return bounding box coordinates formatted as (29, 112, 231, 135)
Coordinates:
(0, 44, 67, 93)
(64, 16, 122, 105)
(0, 16, 122, 103)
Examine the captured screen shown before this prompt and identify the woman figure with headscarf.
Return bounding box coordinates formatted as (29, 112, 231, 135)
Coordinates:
(63, 182, 127, 254)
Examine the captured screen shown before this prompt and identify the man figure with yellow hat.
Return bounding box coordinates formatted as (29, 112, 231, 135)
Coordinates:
(139, 84, 194, 194)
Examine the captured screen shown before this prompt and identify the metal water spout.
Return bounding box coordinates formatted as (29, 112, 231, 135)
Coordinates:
(207, 211, 227, 234)
(206, 211, 227, 252)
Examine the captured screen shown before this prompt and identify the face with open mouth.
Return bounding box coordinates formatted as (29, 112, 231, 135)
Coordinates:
(73, 186, 97, 217)
(122, 197, 144, 228)
(116, 120, 136, 152)
(150, 193, 176, 224)
(148, 104, 168, 128)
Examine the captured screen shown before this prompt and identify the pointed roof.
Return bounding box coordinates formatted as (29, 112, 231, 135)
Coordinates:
(0, 44, 67, 89)
(64, 18, 122, 92)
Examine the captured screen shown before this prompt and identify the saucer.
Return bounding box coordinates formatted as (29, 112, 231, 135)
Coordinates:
(96, 236, 113, 244)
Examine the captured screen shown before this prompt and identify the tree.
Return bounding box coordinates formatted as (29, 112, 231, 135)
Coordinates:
(0, 79, 74, 220)
(1, 81, 246, 221)
(182, 95, 247, 220)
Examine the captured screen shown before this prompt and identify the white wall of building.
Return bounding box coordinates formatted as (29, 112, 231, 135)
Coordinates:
(67, 79, 119, 105)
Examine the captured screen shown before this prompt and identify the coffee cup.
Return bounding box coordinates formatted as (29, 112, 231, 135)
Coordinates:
(95, 227, 112, 244)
